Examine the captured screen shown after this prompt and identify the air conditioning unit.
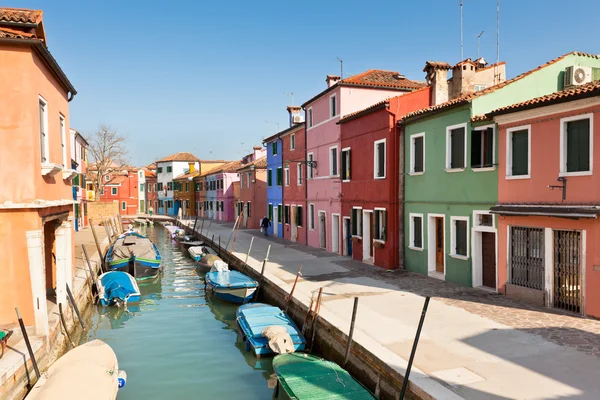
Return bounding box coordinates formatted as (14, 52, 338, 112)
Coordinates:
(293, 115, 305, 124)
(564, 66, 592, 87)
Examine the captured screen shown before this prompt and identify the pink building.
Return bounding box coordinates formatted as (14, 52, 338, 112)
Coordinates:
(303, 71, 426, 253)
(206, 160, 242, 222)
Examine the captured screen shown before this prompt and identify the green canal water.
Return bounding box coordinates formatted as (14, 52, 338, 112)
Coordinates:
(80, 225, 274, 399)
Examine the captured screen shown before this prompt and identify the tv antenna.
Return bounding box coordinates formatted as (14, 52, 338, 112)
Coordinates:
(477, 31, 484, 59)
(265, 120, 280, 133)
(460, 0, 463, 61)
(283, 91, 295, 106)
(337, 57, 343, 78)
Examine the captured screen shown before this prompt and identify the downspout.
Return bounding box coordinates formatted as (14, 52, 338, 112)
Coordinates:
(279, 136, 284, 237)
(398, 121, 406, 270)
(304, 114, 309, 245)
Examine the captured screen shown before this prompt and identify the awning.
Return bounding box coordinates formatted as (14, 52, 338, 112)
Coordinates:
(490, 205, 600, 219)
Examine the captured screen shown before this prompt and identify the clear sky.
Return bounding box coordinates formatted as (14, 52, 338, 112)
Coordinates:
(7, 0, 600, 166)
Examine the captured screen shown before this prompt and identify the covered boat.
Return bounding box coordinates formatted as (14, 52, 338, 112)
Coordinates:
(25, 339, 127, 400)
(164, 225, 185, 238)
(188, 245, 217, 262)
(98, 271, 141, 307)
(205, 270, 258, 304)
(272, 353, 376, 400)
(197, 253, 222, 268)
(105, 231, 161, 279)
(181, 239, 204, 249)
(237, 303, 306, 357)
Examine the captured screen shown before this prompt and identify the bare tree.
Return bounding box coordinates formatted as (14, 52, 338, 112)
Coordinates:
(87, 124, 128, 199)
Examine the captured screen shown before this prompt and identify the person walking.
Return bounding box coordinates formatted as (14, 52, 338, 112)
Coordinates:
(260, 216, 271, 237)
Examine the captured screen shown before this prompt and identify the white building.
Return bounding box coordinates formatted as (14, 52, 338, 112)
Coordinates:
(155, 152, 199, 216)
(70, 128, 88, 231)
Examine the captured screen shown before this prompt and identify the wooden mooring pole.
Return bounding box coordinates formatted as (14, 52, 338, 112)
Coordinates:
(192, 216, 198, 235)
(343, 297, 359, 368)
(82, 244, 100, 299)
(284, 266, 302, 314)
(254, 245, 271, 300)
(66, 284, 85, 329)
(244, 237, 254, 265)
(15, 307, 40, 378)
(88, 219, 104, 268)
(229, 212, 243, 254)
(199, 216, 205, 236)
(58, 303, 75, 349)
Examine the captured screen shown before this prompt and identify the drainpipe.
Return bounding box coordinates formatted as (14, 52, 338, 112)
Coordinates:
(304, 117, 309, 245)
(279, 136, 284, 238)
(397, 121, 405, 270)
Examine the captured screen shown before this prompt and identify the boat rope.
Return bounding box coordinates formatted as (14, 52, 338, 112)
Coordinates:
(326, 362, 347, 388)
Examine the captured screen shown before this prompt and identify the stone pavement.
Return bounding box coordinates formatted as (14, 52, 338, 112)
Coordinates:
(191, 220, 600, 400)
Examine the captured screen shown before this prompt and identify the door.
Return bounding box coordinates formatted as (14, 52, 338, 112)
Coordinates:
(332, 215, 340, 253)
(362, 212, 372, 261)
(243, 204, 248, 227)
(319, 212, 326, 248)
(291, 206, 297, 242)
(435, 217, 444, 273)
(273, 207, 279, 236)
(344, 218, 352, 256)
(481, 232, 496, 289)
(553, 230, 582, 314)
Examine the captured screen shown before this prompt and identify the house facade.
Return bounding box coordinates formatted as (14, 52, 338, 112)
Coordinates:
(144, 166, 157, 215)
(338, 87, 431, 269)
(155, 152, 199, 216)
(238, 155, 267, 229)
(488, 81, 600, 318)
(70, 129, 88, 230)
(98, 168, 139, 215)
(173, 162, 199, 217)
(304, 71, 426, 253)
(137, 168, 146, 213)
(263, 130, 284, 237)
(202, 161, 241, 221)
(0, 7, 78, 334)
(402, 52, 600, 290)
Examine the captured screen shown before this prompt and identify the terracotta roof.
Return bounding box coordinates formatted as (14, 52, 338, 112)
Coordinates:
(263, 122, 304, 144)
(341, 69, 426, 90)
(487, 80, 600, 117)
(173, 170, 200, 181)
(215, 160, 243, 173)
(0, 8, 42, 24)
(470, 114, 491, 122)
(401, 51, 600, 123)
(144, 170, 156, 178)
(145, 162, 157, 170)
(155, 152, 199, 163)
(338, 99, 390, 124)
(237, 156, 267, 171)
(423, 61, 452, 71)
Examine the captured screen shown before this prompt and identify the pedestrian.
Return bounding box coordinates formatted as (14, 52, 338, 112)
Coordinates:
(260, 215, 271, 236)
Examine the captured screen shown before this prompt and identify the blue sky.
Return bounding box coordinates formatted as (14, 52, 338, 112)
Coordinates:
(7, 0, 600, 166)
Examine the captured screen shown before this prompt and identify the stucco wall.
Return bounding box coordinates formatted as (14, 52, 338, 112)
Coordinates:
(87, 201, 119, 224)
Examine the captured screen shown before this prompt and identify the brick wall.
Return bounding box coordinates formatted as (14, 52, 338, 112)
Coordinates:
(87, 201, 119, 224)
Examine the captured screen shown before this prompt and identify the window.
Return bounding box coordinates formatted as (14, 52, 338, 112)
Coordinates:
(185, 182, 189, 192)
(246, 172, 251, 187)
(285, 168, 290, 186)
(307, 153, 314, 179)
(167, 182, 173, 191)
(509, 226, 544, 290)
(446, 123, 467, 170)
(139, 171, 143, 178)
(506, 125, 530, 178)
(297, 163, 303, 185)
(166, 166, 172, 173)
(111, 187, 118, 195)
(268, 203, 273, 220)
(267, 169, 272, 186)
(272, 142, 278, 155)
(140, 183, 145, 191)
(220, 178, 224, 189)
(276, 167, 283, 186)
(330, 94, 337, 118)
(309, 204, 315, 230)
(278, 204, 282, 222)
(39, 98, 48, 163)
(308, 108, 313, 128)
(351, 208, 362, 236)
(474, 84, 487, 92)
(410, 133, 425, 174)
(374, 209, 387, 241)
(122, 201, 127, 210)
(100, 188, 105, 195)
(561, 114, 593, 175)
(157, 167, 163, 173)
(474, 211, 494, 227)
(374, 139, 386, 179)
(296, 206, 303, 227)
(104, 175, 110, 182)
(195, 182, 200, 191)
(471, 126, 494, 168)
(409, 214, 423, 249)
(284, 205, 290, 224)
(290, 134, 296, 150)
(60, 115, 67, 167)
(247, 202, 251, 218)
(220, 201, 224, 212)
(157, 182, 163, 191)
(451, 216, 469, 258)
(329, 147, 338, 176)
(341, 148, 351, 181)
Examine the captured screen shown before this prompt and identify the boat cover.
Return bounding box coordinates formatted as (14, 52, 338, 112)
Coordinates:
(210, 260, 229, 272)
(99, 271, 140, 305)
(199, 254, 222, 267)
(261, 325, 295, 354)
(112, 235, 156, 261)
(205, 270, 258, 289)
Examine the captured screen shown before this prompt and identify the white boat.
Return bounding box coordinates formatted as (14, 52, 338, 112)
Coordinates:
(25, 339, 126, 400)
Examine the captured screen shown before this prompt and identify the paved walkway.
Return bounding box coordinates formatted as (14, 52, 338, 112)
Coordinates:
(191, 221, 600, 400)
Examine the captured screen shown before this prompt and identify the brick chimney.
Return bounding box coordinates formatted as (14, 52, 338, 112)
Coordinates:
(326, 75, 341, 88)
(287, 106, 303, 127)
(423, 61, 451, 106)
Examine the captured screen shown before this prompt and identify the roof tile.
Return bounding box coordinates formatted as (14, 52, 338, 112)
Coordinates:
(155, 152, 199, 163)
(341, 69, 426, 90)
(0, 8, 42, 24)
(237, 156, 267, 171)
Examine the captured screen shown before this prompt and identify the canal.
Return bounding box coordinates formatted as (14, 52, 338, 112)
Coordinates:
(80, 225, 274, 399)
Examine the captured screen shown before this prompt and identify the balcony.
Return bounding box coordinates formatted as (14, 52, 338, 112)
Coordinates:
(41, 163, 62, 177)
(62, 169, 77, 180)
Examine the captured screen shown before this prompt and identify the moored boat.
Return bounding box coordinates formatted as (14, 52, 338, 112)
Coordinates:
(272, 353, 376, 399)
(98, 271, 141, 307)
(181, 239, 204, 249)
(188, 245, 217, 262)
(105, 231, 161, 279)
(164, 225, 184, 238)
(237, 303, 306, 357)
(197, 253, 222, 268)
(205, 270, 258, 304)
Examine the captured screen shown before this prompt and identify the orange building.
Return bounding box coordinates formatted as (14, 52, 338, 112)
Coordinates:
(0, 8, 78, 333)
(97, 168, 140, 215)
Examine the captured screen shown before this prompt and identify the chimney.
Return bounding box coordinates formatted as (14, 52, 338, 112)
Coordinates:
(287, 105, 303, 127)
(423, 61, 451, 106)
(326, 75, 341, 88)
(188, 162, 195, 173)
(253, 145, 266, 160)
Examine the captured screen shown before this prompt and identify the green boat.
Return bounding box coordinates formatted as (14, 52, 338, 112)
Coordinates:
(272, 353, 376, 399)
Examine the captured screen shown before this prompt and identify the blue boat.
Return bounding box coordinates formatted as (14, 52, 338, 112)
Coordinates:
(237, 303, 306, 357)
(105, 231, 162, 279)
(98, 271, 141, 307)
(205, 270, 258, 304)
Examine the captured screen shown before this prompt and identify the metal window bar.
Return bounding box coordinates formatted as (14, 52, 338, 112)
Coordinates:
(553, 230, 581, 314)
(510, 226, 544, 290)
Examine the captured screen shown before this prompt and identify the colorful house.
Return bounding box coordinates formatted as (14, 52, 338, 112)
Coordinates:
(173, 163, 199, 217)
(487, 80, 600, 318)
(98, 168, 139, 215)
(402, 52, 600, 290)
(337, 87, 431, 269)
(303, 71, 426, 253)
(155, 152, 199, 215)
(263, 128, 284, 237)
(237, 151, 267, 229)
(205, 161, 242, 221)
(144, 165, 157, 215)
(0, 7, 78, 334)
(70, 129, 88, 230)
(281, 110, 307, 244)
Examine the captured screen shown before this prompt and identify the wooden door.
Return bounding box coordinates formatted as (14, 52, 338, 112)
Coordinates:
(482, 232, 496, 288)
(435, 217, 444, 273)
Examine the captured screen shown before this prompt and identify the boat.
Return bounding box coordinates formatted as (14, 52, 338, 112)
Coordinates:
(188, 245, 217, 262)
(272, 353, 376, 400)
(105, 231, 161, 279)
(25, 339, 127, 400)
(205, 270, 258, 304)
(133, 218, 147, 226)
(98, 271, 141, 307)
(197, 253, 222, 268)
(236, 303, 306, 357)
(164, 225, 185, 238)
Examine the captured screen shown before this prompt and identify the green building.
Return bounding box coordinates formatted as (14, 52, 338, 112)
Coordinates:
(402, 52, 600, 289)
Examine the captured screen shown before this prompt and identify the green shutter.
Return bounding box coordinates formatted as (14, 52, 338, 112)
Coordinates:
(73, 174, 79, 186)
(593, 67, 600, 81)
(413, 137, 423, 172)
(451, 128, 465, 168)
(413, 216, 422, 248)
(272, 142, 277, 155)
(470, 130, 481, 167)
(278, 205, 282, 222)
(455, 220, 467, 256)
(511, 130, 528, 176)
(267, 170, 272, 186)
(484, 128, 494, 167)
(276, 168, 282, 186)
(566, 119, 590, 173)
(297, 206, 303, 227)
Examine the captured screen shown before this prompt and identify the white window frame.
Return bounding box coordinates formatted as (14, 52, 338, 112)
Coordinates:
(373, 207, 387, 242)
(246, 172, 251, 187)
(309, 203, 315, 230)
(330, 94, 337, 118)
(450, 216, 470, 260)
(60, 114, 67, 168)
(290, 133, 296, 150)
(560, 113, 594, 177)
(506, 124, 531, 180)
(352, 206, 362, 238)
(341, 147, 351, 182)
(284, 204, 290, 225)
(472, 210, 495, 231)
(284, 167, 290, 186)
(122, 201, 127, 210)
(409, 133, 425, 175)
(374, 139, 386, 179)
(409, 213, 424, 250)
(329, 146, 339, 177)
(308, 108, 313, 128)
(474, 84, 487, 92)
(297, 163, 303, 185)
(445, 122, 468, 172)
(111, 187, 118, 195)
(39, 96, 49, 163)
(307, 153, 314, 179)
(471, 124, 496, 171)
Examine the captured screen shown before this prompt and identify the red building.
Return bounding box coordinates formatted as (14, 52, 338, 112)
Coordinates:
(99, 168, 139, 215)
(237, 153, 267, 229)
(281, 113, 307, 244)
(338, 87, 431, 269)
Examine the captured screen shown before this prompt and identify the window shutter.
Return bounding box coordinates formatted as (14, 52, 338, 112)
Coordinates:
(413, 217, 422, 248)
(455, 220, 467, 256)
(484, 127, 494, 167)
(413, 137, 423, 172)
(511, 130, 528, 175)
(351, 210, 356, 235)
(566, 119, 590, 172)
(267, 170, 272, 186)
(451, 128, 465, 168)
(347, 150, 351, 179)
(377, 143, 385, 176)
(470, 130, 481, 167)
(277, 168, 282, 185)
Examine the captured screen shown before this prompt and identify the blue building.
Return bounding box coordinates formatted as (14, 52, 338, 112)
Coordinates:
(263, 132, 283, 237)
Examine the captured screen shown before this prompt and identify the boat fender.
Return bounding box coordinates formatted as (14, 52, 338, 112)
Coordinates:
(118, 370, 127, 388)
